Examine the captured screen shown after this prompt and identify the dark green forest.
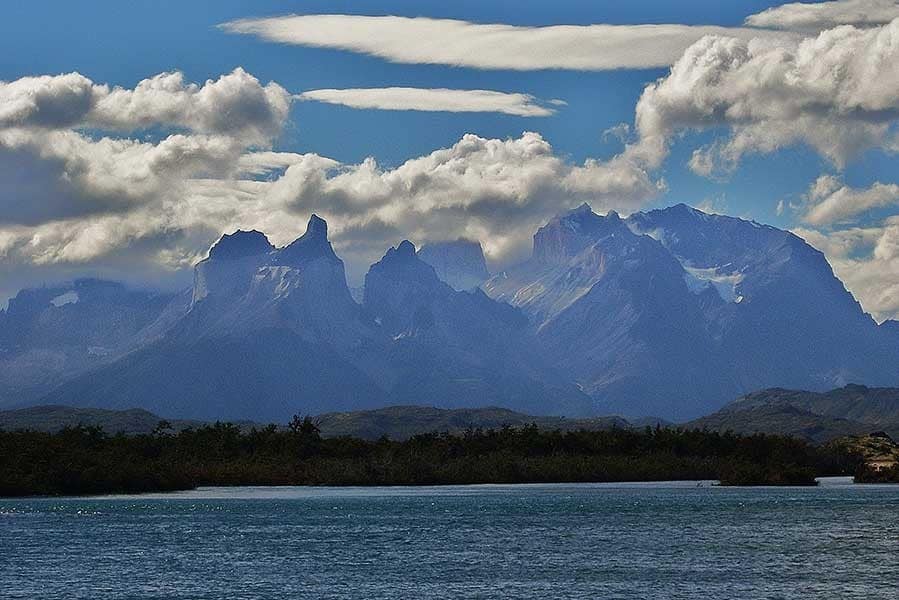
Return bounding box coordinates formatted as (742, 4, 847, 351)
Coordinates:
(0, 417, 864, 496)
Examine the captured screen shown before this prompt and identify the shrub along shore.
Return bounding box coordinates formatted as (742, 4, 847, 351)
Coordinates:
(0, 416, 865, 497)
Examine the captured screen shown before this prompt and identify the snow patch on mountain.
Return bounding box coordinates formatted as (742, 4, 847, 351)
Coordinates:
(50, 291, 79, 307)
(681, 264, 744, 303)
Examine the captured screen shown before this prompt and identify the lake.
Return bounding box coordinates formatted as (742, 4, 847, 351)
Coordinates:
(2, 478, 897, 599)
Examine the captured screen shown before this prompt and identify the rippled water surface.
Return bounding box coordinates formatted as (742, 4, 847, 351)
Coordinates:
(2, 478, 898, 599)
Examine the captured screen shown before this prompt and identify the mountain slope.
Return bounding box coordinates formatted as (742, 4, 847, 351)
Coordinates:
(0, 405, 205, 435)
(42, 220, 593, 420)
(627, 204, 893, 392)
(315, 405, 628, 440)
(363, 240, 594, 416)
(484, 203, 899, 419)
(0, 279, 175, 407)
(43, 328, 386, 422)
(484, 206, 733, 419)
(0, 403, 628, 440)
(42, 217, 389, 421)
(719, 385, 899, 426)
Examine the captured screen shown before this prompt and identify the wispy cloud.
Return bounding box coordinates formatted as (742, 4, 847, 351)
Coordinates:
(746, 0, 899, 31)
(220, 15, 794, 71)
(803, 176, 899, 226)
(297, 87, 559, 116)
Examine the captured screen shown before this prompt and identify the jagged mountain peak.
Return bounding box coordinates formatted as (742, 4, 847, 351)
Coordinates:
(668, 202, 708, 217)
(207, 230, 274, 261)
(305, 213, 328, 240)
(7, 203, 899, 423)
(276, 214, 340, 266)
(394, 239, 417, 258)
(567, 202, 594, 216)
(367, 240, 440, 286)
(533, 204, 631, 264)
(192, 214, 355, 322)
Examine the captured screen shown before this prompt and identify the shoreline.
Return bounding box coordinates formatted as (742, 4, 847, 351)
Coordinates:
(8, 476, 885, 501)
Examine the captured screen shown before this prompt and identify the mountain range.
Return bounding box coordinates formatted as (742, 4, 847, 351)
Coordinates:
(1, 204, 897, 421)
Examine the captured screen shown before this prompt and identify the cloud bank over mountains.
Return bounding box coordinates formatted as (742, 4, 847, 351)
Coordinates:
(0, 69, 659, 297)
(620, 13, 899, 322)
(2, 2, 899, 321)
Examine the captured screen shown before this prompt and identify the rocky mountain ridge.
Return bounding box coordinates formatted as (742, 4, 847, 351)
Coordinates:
(2, 204, 897, 421)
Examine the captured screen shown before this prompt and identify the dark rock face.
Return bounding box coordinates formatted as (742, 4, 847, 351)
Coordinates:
(207, 230, 274, 261)
(417, 239, 490, 291)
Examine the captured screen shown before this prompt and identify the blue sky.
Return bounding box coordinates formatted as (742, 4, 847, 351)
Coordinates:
(0, 0, 832, 224)
(1, 1, 898, 318)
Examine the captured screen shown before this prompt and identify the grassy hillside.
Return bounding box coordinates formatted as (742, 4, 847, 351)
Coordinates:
(725, 385, 899, 424)
(0, 405, 203, 435)
(689, 385, 899, 443)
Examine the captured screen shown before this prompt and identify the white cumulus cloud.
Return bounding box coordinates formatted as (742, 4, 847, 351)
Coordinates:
(803, 176, 899, 225)
(261, 132, 662, 274)
(0, 68, 291, 145)
(0, 69, 663, 298)
(628, 18, 899, 174)
(795, 218, 899, 321)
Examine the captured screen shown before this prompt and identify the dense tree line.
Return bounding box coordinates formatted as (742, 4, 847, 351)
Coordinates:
(0, 418, 861, 496)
